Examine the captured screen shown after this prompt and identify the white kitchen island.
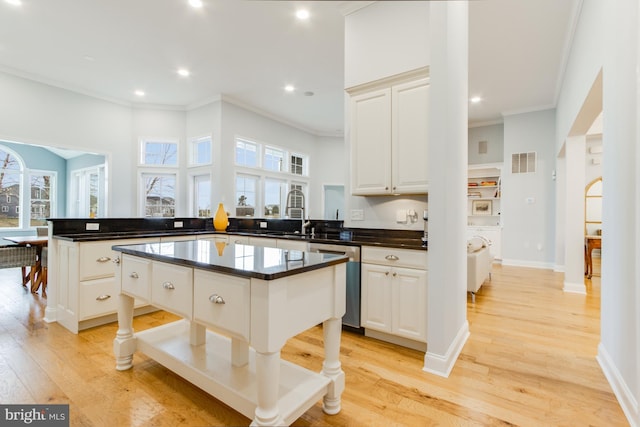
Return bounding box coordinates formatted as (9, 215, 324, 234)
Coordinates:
(112, 240, 347, 426)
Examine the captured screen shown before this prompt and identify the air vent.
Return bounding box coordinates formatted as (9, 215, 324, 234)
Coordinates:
(511, 152, 536, 174)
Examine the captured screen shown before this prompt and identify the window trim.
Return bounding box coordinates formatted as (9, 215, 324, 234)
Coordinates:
(188, 135, 213, 167)
(139, 170, 178, 217)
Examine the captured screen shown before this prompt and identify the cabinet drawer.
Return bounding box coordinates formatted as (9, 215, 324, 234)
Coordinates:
(193, 270, 250, 341)
(361, 246, 427, 269)
(151, 262, 193, 319)
(79, 241, 118, 280)
(79, 277, 119, 320)
(121, 254, 152, 301)
(80, 238, 155, 281)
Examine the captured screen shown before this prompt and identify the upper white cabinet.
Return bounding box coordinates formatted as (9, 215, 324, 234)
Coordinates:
(349, 71, 429, 196)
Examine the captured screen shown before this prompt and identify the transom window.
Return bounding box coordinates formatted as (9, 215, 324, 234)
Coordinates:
(236, 139, 258, 167)
(190, 136, 212, 166)
(291, 155, 304, 175)
(264, 147, 284, 171)
(141, 139, 178, 166)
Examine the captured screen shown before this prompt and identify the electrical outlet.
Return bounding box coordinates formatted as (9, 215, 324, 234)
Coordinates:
(350, 209, 364, 221)
(86, 223, 99, 231)
(260, 221, 268, 228)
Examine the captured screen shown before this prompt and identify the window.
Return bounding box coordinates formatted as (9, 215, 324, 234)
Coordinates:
(141, 139, 178, 166)
(264, 147, 284, 172)
(190, 136, 212, 166)
(286, 183, 306, 219)
(290, 155, 305, 175)
(70, 166, 106, 218)
(193, 174, 211, 217)
(264, 178, 286, 217)
(0, 147, 22, 228)
(235, 174, 257, 217)
(29, 172, 55, 227)
(236, 139, 258, 167)
(142, 173, 176, 217)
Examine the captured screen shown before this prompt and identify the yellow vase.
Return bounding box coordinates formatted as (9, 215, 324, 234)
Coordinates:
(213, 203, 229, 231)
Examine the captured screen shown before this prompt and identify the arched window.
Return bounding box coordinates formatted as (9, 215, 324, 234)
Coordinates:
(0, 146, 24, 228)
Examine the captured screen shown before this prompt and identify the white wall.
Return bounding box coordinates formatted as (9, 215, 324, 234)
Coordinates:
(344, 1, 429, 89)
(344, 2, 429, 230)
(502, 109, 556, 268)
(0, 71, 133, 217)
(468, 123, 504, 164)
(311, 135, 348, 220)
(555, 0, 638, 424)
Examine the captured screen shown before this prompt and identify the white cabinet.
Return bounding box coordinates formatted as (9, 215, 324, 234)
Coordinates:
(349, 74, 429, 196)
(361, 246, 428, 347)
(54, 237, 158, 333)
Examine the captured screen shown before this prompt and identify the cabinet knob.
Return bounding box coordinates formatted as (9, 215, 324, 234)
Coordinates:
(385, 186, 389, 190)
(393, 272, 397, 277)
(113, 257, 121, 265)
(209, 294, 225, 304)
(129, 272, 139, 279)
(385, 271, 389, 276)
(96, 294, 111, 301)
(162, 282, 175, 290)
(385, 254, 399, 261)
(97, 256, 111, 263)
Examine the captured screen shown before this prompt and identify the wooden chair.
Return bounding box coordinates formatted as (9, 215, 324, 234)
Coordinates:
(0, 245, 38, 287)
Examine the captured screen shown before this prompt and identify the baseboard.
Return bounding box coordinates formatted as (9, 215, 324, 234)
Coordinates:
(553, 264, 565, 273)
(597, 343, 639, 427)
(501, 258, 554, 270)
(563, 280, 587, 294)
(364, 329, 426, 352)
(422, 320, 470, 378)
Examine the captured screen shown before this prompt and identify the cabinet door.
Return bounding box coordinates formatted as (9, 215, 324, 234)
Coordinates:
(361, 263, 392, 333)
(392, 267, 427, 342)
(350, 88, 392, 195)
(392, 78, 429, 194)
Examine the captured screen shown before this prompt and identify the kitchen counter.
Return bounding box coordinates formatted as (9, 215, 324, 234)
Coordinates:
(55, 229, 427, 250)
(112, 240, 348, 280)
(113, 240, 347, 426)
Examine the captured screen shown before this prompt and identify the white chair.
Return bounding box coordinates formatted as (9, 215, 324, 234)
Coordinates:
(467, 237, 493, 303)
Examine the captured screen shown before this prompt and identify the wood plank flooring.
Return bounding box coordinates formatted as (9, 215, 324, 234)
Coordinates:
(0, 260, 627, 426)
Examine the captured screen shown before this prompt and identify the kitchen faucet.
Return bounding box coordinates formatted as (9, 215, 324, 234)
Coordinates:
(285, 189, 310, 234)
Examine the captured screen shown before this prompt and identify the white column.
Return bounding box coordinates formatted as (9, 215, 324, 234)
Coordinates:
(563, 136, 586, 293)
(423, 1, 469, 377)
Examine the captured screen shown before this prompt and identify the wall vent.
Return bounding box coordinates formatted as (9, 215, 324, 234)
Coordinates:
(478, 140, 488, 154)
(511, 152, 536, 174)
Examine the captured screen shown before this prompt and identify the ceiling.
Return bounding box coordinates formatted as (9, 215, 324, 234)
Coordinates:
(0, 0, 580, 137)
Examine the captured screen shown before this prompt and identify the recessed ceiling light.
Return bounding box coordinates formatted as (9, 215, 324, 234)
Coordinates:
(284, 85, 295, 93)
(470, 96, 482, 104)
(5, 0, 22, 6)
(177, 68, 190, 77)
(134, 90, 145, 97)
(82, 55, 95, 62)
(188, 0, 203, 8)
(304, 91, 314, 97)
(296, 9, 310, 20)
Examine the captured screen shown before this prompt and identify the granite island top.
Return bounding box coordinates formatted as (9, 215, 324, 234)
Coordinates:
(112, 240, 348, 280)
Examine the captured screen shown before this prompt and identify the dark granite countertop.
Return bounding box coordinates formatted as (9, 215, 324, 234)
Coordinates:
(112, 240, 348, 280)
(54, 229, 427, 250)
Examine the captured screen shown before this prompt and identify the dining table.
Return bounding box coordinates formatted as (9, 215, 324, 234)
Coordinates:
(3, 235, 48, 293)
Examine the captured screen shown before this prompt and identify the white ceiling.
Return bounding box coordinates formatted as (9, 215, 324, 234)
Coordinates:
(0, 0, 580, 137)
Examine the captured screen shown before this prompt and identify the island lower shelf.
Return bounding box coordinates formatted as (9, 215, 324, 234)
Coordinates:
(136, 319, 331, 425)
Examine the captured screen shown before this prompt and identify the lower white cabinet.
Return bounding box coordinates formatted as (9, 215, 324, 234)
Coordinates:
(54, 237, 158, 334)
(361, 246, 428, 345)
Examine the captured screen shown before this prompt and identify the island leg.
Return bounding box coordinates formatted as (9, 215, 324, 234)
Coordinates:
(113, 293, 136, 371)
(251, 350, 283, 427)
(321, 317, 344, 415)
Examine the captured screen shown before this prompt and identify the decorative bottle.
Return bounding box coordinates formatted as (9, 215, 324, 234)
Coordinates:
(213, 203, 229, 231)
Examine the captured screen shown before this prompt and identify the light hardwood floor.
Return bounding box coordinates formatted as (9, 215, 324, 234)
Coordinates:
(0, 259, 627, 426)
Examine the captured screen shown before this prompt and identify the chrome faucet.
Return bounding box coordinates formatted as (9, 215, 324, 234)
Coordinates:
(285, 189, 309, 234)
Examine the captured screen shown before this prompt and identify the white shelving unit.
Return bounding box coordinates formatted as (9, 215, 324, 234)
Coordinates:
(467, 163, 503, 260)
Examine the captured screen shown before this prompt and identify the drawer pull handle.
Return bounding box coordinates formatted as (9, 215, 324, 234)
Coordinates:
(163, 282, 175, 290)
(129, 272, 139, 279)
(385, 255, 399, 261)
(209, 294, 225, 304)
(96, 294, 111, 301)
(97, 256, 111, 263)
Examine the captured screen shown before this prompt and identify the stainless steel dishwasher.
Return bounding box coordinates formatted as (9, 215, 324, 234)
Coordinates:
(309, 242, 361, 331)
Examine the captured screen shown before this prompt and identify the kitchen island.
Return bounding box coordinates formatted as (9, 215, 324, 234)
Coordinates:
(112, 240, 347, 426)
